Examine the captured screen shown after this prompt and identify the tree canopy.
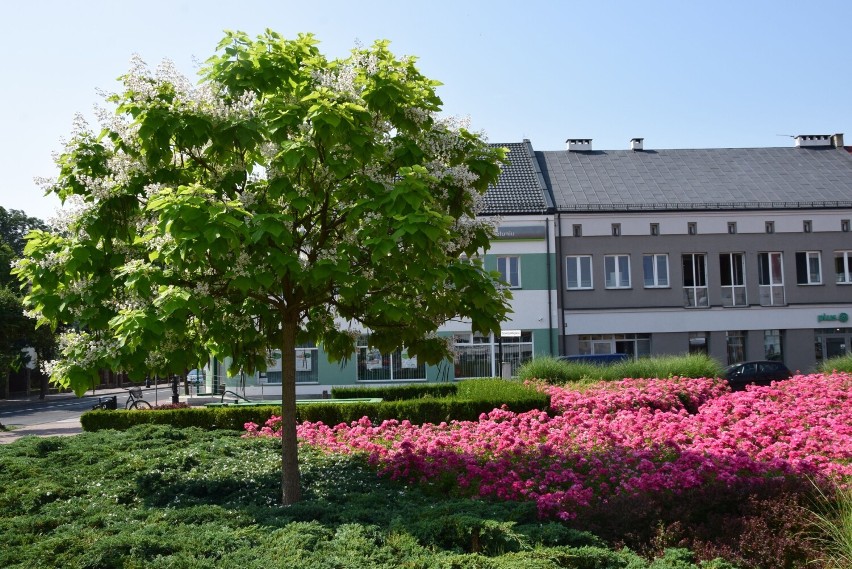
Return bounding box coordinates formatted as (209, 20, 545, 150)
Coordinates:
(0, 207, 47, 258)
(15, 30, 511, 503)
(1, 209, 52, 398)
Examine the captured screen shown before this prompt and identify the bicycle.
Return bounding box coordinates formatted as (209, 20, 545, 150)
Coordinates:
(91, 395, 117, 410)
(125, 386, 152, 410)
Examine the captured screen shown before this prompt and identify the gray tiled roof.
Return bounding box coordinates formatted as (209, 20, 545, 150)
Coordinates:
(481, 141, 552, 215)
(537, 146, 852, 211)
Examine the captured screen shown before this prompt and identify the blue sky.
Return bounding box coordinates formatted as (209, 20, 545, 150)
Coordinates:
(4, 0, 851, 220)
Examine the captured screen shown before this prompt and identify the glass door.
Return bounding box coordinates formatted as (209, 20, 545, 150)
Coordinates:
(826, 337, 848, 359)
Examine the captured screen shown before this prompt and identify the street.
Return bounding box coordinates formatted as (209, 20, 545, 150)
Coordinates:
(0, 384, 186, 444)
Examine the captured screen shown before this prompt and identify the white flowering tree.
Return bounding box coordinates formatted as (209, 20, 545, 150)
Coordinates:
(15, 30, 510, 504)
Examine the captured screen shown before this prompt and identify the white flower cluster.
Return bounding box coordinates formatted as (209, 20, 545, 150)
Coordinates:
(143, 183, 163, 201)
(116, 54, 258, 128)
(94, 102, 140, 150)
(33, 249, 71, 270)
(46, 195, 92, 235)
(233, 251, 253, 278)
(39, 359, 59, 377)
(56, 330, 119, 370)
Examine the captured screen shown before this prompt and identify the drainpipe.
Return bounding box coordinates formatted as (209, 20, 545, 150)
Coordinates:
(555, 213, 565, 355)
(545, 219, 554, 355)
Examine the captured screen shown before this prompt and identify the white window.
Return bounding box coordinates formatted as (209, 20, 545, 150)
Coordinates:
(758, 252, 785, 306)
(604, 255, 631, 288)
(682, 253, 709, 308)
(719, 253, 747, 307)
(497, 256, 520, 288)
(642, 254, 669, 288)
(796, 252, 822, 285)
(836, 251, 852, 284)
(566, 255, 593, 289)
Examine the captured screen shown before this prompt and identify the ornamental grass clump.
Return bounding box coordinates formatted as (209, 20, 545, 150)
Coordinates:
(819, 353, 852, 374)
(518, 354, 726, 385)
(807, 482, 852, 569)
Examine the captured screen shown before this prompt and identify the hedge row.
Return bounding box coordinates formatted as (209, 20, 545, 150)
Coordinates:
(80, 389, 549, 432)
(331, 383, 457, 401)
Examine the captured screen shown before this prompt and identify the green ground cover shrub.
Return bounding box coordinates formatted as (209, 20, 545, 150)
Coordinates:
(0, 425, 744, 568)
(518, 354, 724, 384)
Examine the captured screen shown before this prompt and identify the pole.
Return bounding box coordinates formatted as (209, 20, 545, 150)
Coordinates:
(171, 375, 179, 404)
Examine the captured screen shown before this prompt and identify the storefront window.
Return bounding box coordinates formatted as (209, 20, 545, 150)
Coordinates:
(453, 332, 533, 378)
(764, 330, 782, 361)
(688, 332, 708, 355)
(726, 331, 746, 365)
(357, 336, 427, 381)
(265, 343, 319, 384)
(577, 334, 650, 359)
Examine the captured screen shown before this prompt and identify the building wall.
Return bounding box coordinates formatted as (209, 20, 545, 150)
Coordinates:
(558, 209, 852, 371)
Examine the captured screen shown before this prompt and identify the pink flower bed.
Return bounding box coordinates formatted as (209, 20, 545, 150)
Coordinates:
(245, 372, 852, 520)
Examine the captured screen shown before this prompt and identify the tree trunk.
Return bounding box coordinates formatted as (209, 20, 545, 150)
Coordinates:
(280, 314, 302, 505)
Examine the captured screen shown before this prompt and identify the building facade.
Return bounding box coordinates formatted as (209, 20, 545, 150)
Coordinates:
(543, 135, 852, 373)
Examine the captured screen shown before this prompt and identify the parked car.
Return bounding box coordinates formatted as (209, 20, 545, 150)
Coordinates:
(724, 360, 792, 390)
(186, 369, 205, 385)
(557, 354, 630, 364)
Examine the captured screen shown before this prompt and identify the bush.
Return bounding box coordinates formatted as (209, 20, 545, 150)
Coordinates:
(331, 383, 457, 401)
(81, 379, 549, 431)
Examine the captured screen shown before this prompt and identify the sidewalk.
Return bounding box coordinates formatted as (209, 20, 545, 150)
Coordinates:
(0, 387, 128, 444)
(0, 418, 85, 443)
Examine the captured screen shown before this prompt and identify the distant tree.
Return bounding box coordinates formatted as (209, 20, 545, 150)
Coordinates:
(0, 207, 47, 257)
(16, 31, 510, 504)
(0, 242, 13, 287)
(0, 210, 54, 400)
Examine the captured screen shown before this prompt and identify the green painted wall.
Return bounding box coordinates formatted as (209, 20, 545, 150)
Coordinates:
(482, 253, 556, 290)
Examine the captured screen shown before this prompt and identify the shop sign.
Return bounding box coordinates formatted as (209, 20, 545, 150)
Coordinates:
(494, 225, 546, 240)
(818, 312, 849, 323)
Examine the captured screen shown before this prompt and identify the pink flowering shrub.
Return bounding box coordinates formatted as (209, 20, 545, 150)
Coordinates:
(246, 372, 852, 523)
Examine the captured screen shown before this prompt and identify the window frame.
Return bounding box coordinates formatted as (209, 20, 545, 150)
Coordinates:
(642, 253, 669, 288)
(604, 254, 631, 289)
(497, 255, 521, 288)
(836, 251, 852, 284)
(758, 252, 785, 306)
(719, 252, 747, 307)
(795, 251, 822, 285)
(682, 253, 709, 308)
(566, 255, 593, 290)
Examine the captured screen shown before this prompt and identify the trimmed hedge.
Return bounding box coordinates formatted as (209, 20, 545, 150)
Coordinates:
(81, 380, 550, 432)
(331, 383, 457, 400)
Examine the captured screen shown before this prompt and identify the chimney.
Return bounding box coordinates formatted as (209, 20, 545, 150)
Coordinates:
(794, 134, 833, 148)
(630, 138, 644, 151)
(832, 133, 844, 148)
(566, 138, 592, 152)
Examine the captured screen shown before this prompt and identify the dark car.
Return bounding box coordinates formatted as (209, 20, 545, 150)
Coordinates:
(557, 354, 630, 364)
(724, 360, 793, 391)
